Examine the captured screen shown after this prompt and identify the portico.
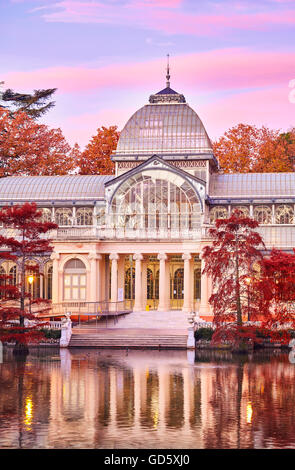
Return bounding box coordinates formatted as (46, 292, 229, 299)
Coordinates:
(106, 249, 210, 315)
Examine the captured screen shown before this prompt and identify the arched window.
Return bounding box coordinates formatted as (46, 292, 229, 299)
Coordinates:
(0, 266, 6, 299)
(9, 265, 17, 286)
(26, 265, 40, 299)
(253, 206, 272, 224)
(55, 208, 73, 226)
(275, 205, 294, 224)
(231, 206, 250, 218)
(209, 206, 228, 223)
(110, 171, 201, 233)
(76, 208, 93, 226)
(40, 208, 52, 222)
(44, 264, 53, 300)
(64, 258, 86, 301)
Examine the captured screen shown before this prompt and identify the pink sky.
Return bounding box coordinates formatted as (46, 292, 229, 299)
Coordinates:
(2, 0, 295, 148)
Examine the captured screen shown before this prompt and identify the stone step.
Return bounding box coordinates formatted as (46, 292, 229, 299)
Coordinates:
(69, 333, 188, 348)
(70, 344, 187, 347)
(70, 337, 188, 341)
(70, 339, 187, 343)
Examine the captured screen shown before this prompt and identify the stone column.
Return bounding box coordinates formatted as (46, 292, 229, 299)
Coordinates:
(141, 259, 148, 311)
(157, 253, 169, 312)
(199, 256, 210, 316)
(117, 256, 125, 305)
(182, 253, 192, 312)
(50, 252, 60, 305)
(133, 253, 143, 311)
(39, 266, 44, 300)
(88, 253, 102, 303)
(110, 253, 119, 311)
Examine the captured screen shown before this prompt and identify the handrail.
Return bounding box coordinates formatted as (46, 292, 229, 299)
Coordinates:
(37, 300, 131, 318)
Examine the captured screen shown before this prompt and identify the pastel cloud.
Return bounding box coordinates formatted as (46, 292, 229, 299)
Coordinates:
(198, 85, 295, 141)
(31, 0, 295, 36)
(51, 84, 295, 148)
(54, 106, 135, 147)
(3, 48, 295, 94)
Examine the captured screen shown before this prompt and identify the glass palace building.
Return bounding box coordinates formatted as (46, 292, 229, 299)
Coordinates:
(1, 83, 295, 316)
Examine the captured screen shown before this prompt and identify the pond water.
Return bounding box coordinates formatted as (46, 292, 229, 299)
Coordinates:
(0, 347, 295, 449)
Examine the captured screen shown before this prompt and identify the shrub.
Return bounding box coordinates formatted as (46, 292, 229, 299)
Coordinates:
(194, 327, 214, 342)
(41, 329, 61, 340)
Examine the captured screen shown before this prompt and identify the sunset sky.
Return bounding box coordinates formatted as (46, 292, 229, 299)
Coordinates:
(2, 0, 295, 149)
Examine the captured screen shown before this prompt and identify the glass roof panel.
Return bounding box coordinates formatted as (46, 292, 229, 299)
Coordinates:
(0, 175, 115, 202)
(210, 173, 295, 198)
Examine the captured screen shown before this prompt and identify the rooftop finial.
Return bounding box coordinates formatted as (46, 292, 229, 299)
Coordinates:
(166, 54, 170, 88)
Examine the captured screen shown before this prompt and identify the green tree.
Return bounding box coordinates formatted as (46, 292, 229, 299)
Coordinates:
(0, 82, 56, 119)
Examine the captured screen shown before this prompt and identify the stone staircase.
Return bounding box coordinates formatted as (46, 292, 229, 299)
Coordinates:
(69, 330, 188, 349)
(69, 310, 190, 349)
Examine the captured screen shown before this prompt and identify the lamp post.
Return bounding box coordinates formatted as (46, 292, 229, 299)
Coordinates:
(27, 275, 34, 314)
(245, 277, 251, 322)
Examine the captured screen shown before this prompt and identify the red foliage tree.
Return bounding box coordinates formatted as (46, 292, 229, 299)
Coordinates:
(77, 126, 119, 175)
(256, 249, 295, 344)
(0, 203, 58, 354)
(202, 210, 266, 349)
(0, 109, 76, 177)
(202, 210, 265, 327)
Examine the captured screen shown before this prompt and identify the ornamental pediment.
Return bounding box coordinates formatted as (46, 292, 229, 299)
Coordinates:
(104, 155, 206, 206)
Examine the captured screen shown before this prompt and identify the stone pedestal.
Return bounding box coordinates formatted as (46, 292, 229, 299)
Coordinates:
(187, 327, 195, 349)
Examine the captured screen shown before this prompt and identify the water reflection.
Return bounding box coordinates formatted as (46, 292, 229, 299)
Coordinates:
(0, 348, 295, 449)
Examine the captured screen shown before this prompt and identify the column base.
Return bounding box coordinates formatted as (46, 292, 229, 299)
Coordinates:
(133, 305, 145, 312)
(199, 305, 210, 315)
(182, 306, 191, 313)
(157, 305, 170, 312)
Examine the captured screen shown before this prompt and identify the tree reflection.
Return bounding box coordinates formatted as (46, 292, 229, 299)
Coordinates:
(1, 350, 295, 449)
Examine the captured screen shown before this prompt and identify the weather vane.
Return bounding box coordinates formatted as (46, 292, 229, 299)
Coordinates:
(166, 53, 170, 88)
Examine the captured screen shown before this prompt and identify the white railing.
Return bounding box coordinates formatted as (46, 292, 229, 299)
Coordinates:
(2, 224, 294, 244)
(53, 226, 204, 240)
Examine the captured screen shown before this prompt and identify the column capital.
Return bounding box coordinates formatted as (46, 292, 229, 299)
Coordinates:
(109, 253, 119, 261)
(182, 253, 192, 261)
(133, 253, 143, 261)
(88, 252, 102, 261)
(157, 252, 167, 261)
(50, 252, 60, 261)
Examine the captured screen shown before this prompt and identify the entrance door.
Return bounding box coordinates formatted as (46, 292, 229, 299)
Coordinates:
(146, 265, 159, 310)
(171, 268, 184, 310)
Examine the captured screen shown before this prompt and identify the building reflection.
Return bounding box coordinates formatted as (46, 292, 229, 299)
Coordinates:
(1, 349, 295, 448)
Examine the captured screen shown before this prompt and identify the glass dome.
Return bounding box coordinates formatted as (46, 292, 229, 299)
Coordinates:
(116, 102, 212, 156)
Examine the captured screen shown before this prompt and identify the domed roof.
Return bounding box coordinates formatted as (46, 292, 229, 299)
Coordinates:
(115, 86, 212, 156)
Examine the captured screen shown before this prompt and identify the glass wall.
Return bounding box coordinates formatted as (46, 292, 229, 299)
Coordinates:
(110, 171, 201, 235)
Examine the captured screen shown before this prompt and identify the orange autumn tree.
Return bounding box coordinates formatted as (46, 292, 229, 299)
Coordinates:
(77, 125, 119, 175)
(213, 124, 295, 173)
(0, 109, 76, 177)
